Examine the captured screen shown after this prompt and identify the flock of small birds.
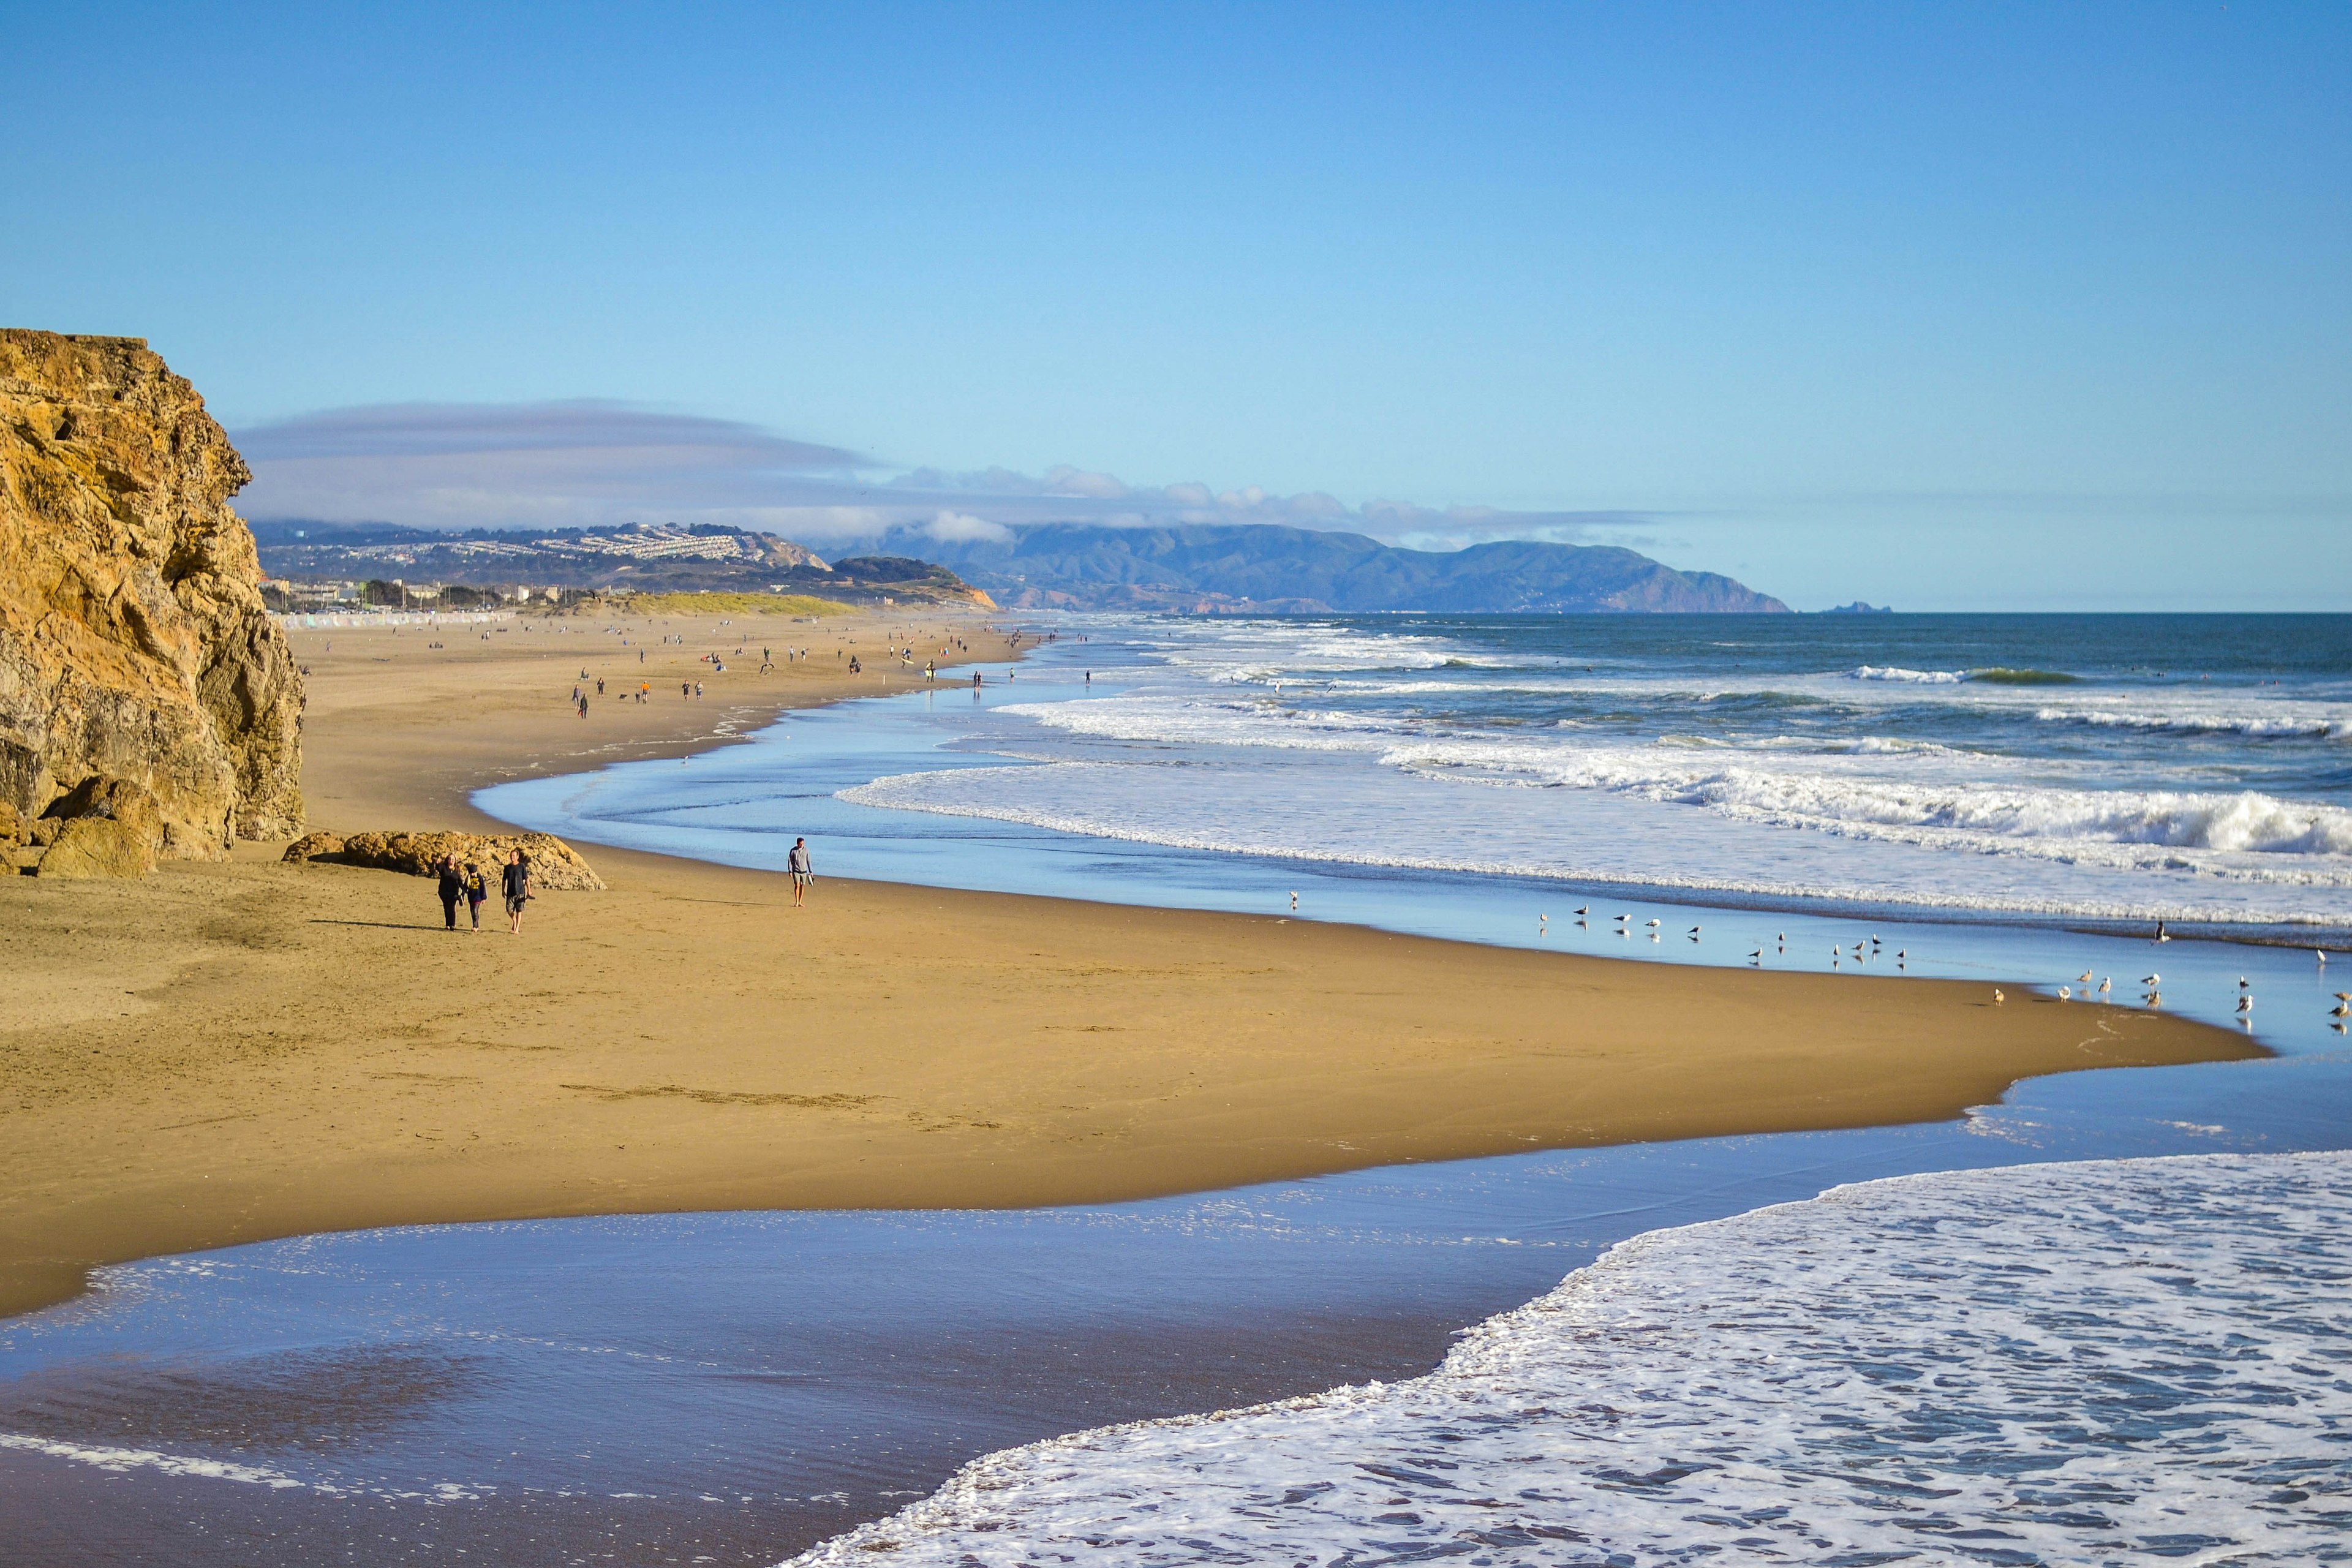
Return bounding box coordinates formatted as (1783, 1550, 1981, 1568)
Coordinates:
(1305, 889, 2345, 1032)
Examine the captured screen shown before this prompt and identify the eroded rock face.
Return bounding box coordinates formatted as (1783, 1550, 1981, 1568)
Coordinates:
(285, 829, 605, 891)
(0, 330, 304, 861)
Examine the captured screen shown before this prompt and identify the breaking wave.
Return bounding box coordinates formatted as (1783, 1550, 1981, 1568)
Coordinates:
(791, 1150, 2352, 1567)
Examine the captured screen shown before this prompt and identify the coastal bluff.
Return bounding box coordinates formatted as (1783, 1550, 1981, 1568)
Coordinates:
(1, 330, 304, 874)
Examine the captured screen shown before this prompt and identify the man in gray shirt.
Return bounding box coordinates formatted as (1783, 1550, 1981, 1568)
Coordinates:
(788, 838, 812, 907)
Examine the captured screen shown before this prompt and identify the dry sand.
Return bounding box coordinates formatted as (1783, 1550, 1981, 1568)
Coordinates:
(0, 608, 2263, 1317)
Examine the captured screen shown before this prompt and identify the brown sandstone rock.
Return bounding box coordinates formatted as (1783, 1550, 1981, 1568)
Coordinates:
(286, 829, 605, 891)
(30, 775, 165, 878)
(0, 330, 306, 859)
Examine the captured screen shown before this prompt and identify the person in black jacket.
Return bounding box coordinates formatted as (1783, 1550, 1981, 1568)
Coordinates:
(435, 855, 464, 930)
(464, 863, 489, 930)
(502, 850, 532, 935)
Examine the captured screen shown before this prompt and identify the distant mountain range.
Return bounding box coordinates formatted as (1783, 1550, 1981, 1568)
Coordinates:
(249, 519, 1789, 616)
(876, 522, 1789, 614)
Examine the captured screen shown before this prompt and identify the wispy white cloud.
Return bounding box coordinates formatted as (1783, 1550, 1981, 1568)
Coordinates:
(922, 510, 1013, 543)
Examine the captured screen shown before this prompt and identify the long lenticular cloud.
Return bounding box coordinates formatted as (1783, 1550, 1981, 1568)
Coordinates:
(228, 399, 1657, 546)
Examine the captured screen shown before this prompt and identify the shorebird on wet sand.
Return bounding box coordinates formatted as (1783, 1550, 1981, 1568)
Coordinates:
(1994, 989, 2005, 1004)
(2059, 986, 2073, 1001)
(2237, 993, 2254, 1016)
(2098, 977, 2111, 995)
(2076, 971, 2094, 986)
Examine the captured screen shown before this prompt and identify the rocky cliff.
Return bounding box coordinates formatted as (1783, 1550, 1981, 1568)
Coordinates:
(1, 331, 304, 869)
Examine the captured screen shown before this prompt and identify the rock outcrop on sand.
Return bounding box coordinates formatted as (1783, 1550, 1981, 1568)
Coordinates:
(1, 330, 305, 873)
(284, 830, 605, 891)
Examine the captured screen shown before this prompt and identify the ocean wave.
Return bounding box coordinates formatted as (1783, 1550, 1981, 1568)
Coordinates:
(840, 766, 2352, 919)
(2035, 706, 2352, 739)
(995, 696, 2352, 870)
(792, 1151, 2352, 1567)
(1847, 664, 1964, 682)
(1390, 741, 2352, 862)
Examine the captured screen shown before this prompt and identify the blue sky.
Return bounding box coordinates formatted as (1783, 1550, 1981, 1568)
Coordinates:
(8, 2, 2346, 609)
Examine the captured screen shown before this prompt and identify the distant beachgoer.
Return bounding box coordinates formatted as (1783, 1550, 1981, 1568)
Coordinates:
(464, 864, 489, 930)
(788, 837, 813, 906)
(1085, 671, 1091, 685)
(682, 682, 691, 699)
(596, 678, 605, 695)
(436, 855, 463, 930)
(503, 850, 532, 935)
(972, 671, 982, 688)
(695, 680, 704, 698)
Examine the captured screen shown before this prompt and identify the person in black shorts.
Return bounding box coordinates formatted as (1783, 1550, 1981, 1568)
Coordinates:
(436, 855, 463, 930)
(502, 849, 532, 935)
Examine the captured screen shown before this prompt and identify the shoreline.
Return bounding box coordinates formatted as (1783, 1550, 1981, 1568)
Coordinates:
(0, 609, 2267, 1321)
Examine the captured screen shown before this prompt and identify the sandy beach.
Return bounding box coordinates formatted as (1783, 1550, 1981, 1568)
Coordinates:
(0, 608, 2264, 1319)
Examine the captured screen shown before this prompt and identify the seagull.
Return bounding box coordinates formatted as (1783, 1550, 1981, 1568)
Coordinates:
(1290, 891, 1298, 909)
(1645, 918, 1661, 928)
(2076, 971, 2094, 985)
(2142, 974, 2162, 987)
(2333, 1000, 2350, 1017)
(1896, 948, 1907, 960)
(1687, 926, 1702, 938)
(2098, 977, 2111, 995)
(2236, 994, 2253, 1014)
(1574, 906, 1589, 916)
(2239, 976, 2251, 990)
(2335, 992, 2351, 1003)
(2059, 986, 2072, 1000)
(1994, 988, 2005, 1003)
(1749, 948, 1763, 961)
(1614, 913, 1631, 924)
(2318, 950, 2329, 967)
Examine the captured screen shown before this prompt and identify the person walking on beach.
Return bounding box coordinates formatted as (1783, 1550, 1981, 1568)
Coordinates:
(788, 837, 813, 907)
(502, 849, 532, 935)
(464, 862, 489, 930)
(435, 854, 464, 930)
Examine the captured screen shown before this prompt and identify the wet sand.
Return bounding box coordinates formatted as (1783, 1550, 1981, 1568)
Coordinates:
(0, 609, 2264, 1319)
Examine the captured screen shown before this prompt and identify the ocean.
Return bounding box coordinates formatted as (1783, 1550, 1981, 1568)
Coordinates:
(6, 612, 2350, 1566)
(845, 612, 2352, 932)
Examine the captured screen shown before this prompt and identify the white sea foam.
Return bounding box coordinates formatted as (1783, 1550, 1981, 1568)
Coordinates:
(2035, 706, 2352, 739)
(976, 696, 2352, 881)
(0, 1432, 316, 1490)
(1849, 663, 1966, 682)
(790, 1150, 2352, 1567)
